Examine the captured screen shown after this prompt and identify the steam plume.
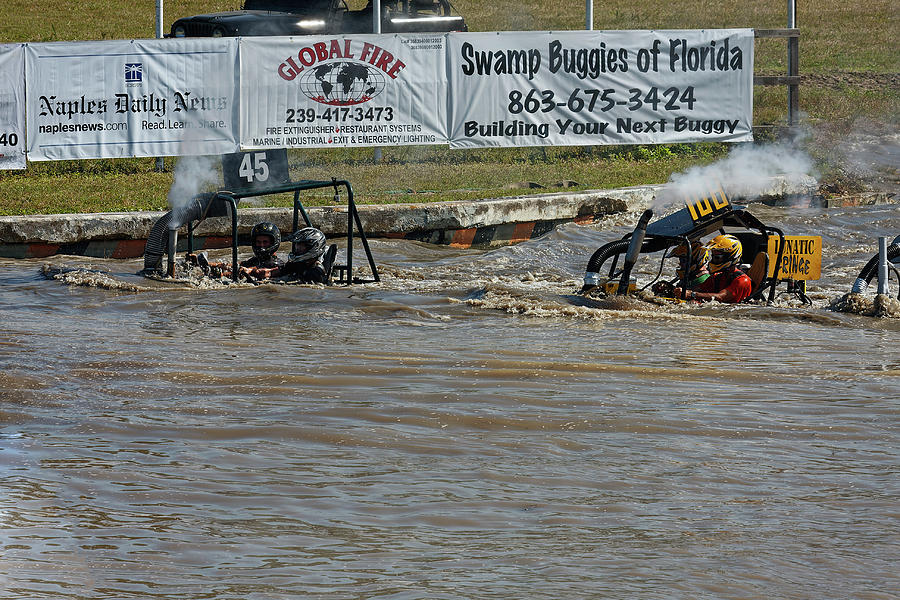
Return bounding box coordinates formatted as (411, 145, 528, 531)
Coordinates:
(655, 137, 818, 209)
(167, 154, 219, 217)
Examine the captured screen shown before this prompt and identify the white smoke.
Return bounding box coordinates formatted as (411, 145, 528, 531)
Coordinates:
(165, 97, 233, 208)
(655, 138, 818, 209)
(165, 110, 224, 231)
(166, 153, 219, 213)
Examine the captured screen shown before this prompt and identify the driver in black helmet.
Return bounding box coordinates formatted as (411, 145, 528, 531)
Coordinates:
(264, 227, 330, 284)
(237, 221, 285, 279)
(189, 221, 284, 280)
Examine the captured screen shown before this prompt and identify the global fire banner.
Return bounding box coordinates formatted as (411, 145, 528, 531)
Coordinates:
(0, 44, 26, 170)
(24, 39, 239, 161)
(447, 29, 754, 148)
(239, 34, 448, 150)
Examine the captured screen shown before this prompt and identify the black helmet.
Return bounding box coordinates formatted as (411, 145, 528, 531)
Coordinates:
(288, 227, 327, 263)
(249, 222, 280, 259)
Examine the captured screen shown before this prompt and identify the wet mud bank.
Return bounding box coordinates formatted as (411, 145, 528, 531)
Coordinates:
(0, 177, 891, 259)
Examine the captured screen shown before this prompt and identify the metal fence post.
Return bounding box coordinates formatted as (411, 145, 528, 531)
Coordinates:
(787, 0, 799, 126)
(373, 0, 381, 34)
(373, 0, 382, 163)
(586, 1, 593, 30)
(155, 0, 165, 173)
(878, 236, 889, 295)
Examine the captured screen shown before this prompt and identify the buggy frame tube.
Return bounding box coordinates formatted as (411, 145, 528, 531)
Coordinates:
(605, 232, 632, 279)
(675, 235, 691, 300)
(291, 189, 314, 231)
(346, 187, 380, 283)
(766, 227, 785, 303)
(346, 190, 353, 282)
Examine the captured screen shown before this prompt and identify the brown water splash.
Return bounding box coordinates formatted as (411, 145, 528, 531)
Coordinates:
(829, 292, 900, 318)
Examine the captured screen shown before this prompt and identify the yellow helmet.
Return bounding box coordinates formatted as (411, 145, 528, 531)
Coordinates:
(707, 234, 742, 272)
(672, 241, 710, 279)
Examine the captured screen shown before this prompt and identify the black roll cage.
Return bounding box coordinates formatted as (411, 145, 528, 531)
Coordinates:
(181, 178, 379, 285)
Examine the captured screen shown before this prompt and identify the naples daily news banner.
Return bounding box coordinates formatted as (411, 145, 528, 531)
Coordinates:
(447, 30, 754, 148)
(25, 38, 240, 161)
(239, 34, 449, 150)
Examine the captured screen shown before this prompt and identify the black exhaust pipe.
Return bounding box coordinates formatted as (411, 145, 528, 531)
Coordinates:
(616, 209, 653, 295)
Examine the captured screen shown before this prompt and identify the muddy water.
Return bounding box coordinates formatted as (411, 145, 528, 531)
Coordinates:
(1, 204, 898, 599)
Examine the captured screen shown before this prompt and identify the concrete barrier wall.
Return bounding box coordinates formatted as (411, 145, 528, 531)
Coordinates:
(1, 175, 862, 260)
(0, 186, 658, 258)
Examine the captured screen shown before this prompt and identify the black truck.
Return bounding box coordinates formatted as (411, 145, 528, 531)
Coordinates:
(168, 0, 467, 38)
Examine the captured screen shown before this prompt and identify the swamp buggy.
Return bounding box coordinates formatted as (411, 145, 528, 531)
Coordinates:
(579, 187, 822, 304)
(141, 165, 379, 286)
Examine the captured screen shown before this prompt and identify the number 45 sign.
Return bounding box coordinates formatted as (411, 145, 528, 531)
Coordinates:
(221, 149, 290, 192)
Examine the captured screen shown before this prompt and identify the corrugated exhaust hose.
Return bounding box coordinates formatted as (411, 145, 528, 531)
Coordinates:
(851, 242, 900, 293)
(141, 194, 225, 274)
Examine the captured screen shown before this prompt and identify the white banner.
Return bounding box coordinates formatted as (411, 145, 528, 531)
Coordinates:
(0, 44, 26, 170)
(25, 38, 239, 161)
(448, 30, 754, 148)
(239, 34, 448, 150)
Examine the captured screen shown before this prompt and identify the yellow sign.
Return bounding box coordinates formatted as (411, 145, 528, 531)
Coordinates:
(605, 280, 636, 295)
(767, 235, 822, 280)
(685, 186, 731, 223)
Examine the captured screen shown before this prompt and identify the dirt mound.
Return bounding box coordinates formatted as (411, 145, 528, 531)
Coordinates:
(802, 71, 900, 93)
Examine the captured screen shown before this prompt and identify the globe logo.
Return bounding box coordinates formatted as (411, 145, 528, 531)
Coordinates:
(298, 61, 387, 106)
